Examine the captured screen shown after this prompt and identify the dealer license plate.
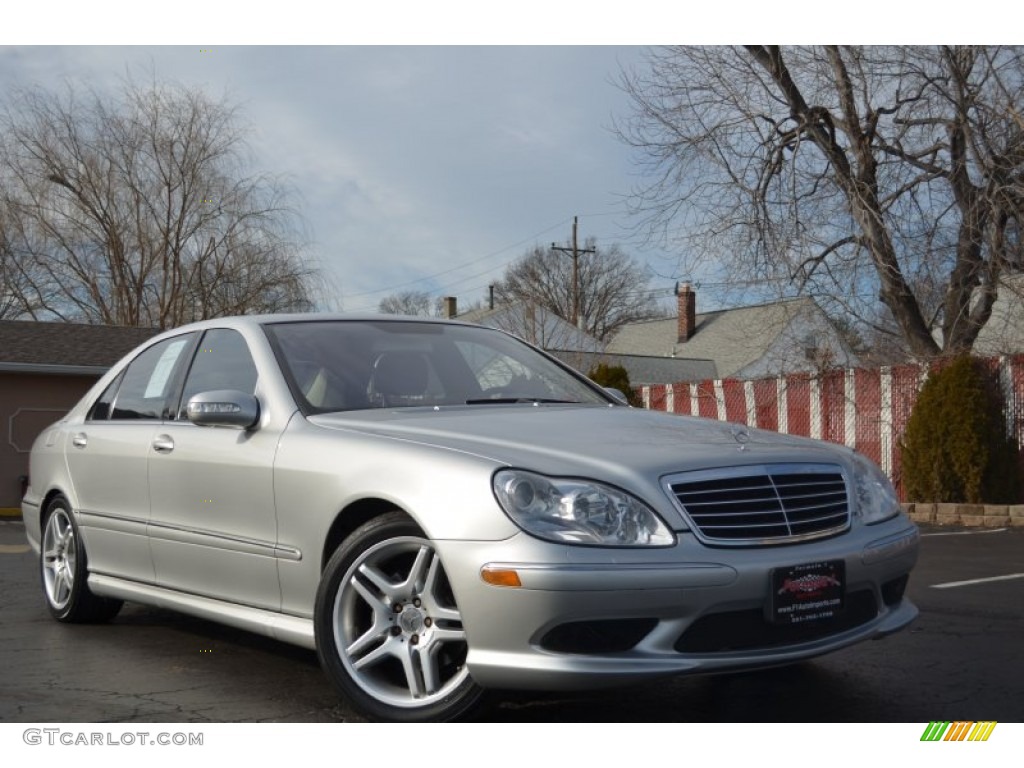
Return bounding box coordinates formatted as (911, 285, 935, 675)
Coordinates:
(771, 560, 845, 625)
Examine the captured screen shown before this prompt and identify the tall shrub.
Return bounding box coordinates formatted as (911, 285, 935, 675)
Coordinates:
(901, 356, 1019, 503)
(587, 363, 643, 407)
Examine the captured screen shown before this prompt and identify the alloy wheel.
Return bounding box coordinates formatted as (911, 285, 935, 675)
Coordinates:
(42, 506, 77, 610)
(331, 535, 470, 709)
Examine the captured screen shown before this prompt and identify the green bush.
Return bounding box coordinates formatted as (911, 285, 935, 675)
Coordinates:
(900, 356, 1019, 503)
(587, 363, 643, 407)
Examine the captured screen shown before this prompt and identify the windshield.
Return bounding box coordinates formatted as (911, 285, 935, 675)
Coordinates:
(264, 320, 611, 413)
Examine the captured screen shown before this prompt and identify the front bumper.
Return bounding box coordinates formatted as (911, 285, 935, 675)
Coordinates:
(436, 517, 919, 690)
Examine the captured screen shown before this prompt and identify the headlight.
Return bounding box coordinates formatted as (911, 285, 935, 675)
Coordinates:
(492, 469, 675, 547)
(850, 453, 900, 525)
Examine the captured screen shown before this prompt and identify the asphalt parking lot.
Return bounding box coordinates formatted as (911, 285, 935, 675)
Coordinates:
(1, 517, 1021, 722)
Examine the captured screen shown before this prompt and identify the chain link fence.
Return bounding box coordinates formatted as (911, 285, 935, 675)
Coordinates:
(641, 355, 1024, 500)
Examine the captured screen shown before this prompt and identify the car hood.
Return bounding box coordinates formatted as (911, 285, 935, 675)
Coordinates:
(307, 404, 849, 482)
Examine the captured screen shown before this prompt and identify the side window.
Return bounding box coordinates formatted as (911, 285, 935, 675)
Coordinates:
(177, 328, 258, 418)
(110, 335, 195, 420)
(87, 371, 125, 421)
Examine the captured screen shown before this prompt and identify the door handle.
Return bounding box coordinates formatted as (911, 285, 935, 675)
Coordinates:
(72, 433, 87, 449)
(152, 434, 175, 453)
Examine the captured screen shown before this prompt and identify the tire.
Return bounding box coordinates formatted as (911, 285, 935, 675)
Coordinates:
(40, 496, 123, 623)
(314, 511, 484, 721)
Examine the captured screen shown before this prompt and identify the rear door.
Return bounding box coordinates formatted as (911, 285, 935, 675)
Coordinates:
(66, 333, 196, 583)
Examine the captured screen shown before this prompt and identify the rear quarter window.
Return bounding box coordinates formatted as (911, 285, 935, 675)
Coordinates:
(110, 335, 194, 420)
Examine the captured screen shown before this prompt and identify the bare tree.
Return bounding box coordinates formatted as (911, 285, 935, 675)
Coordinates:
(618, 46, 1024, 359)
(0, 203, 43, 319)
(378, 290, 442, 316)
(493, 239, 661, 341)
(0, 78, 317, 328)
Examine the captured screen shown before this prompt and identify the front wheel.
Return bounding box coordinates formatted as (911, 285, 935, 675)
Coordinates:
(314, 511, 484, 721)
(40, 496, 122, 623)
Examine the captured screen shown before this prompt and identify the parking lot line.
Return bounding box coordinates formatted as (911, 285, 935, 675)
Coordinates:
(931, 573, 1024, 589)
(0, 544, 30, 554)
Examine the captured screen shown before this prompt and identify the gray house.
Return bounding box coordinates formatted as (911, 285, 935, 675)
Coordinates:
(605, 284, 859, 380)
(455, 299, 715, 384)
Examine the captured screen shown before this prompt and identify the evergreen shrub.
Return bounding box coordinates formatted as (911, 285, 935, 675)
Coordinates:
(900, 356, 1019, 503)
(587, 363, 643, 407)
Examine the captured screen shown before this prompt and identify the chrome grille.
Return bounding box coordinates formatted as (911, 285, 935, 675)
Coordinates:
(667, 464, 849, 545)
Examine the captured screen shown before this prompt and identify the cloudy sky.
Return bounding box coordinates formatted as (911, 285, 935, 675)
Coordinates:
(0, 43, 686, 314)
(5, 5, 982, 316)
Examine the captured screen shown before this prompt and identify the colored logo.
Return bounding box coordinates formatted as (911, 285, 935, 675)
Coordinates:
(777, 573, 841, 597)
(921, 721, 997, 741)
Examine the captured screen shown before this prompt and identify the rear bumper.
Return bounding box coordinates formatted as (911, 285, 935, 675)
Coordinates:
(21, 497, 41, 553)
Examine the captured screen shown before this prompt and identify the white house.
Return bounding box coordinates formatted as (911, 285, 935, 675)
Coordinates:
(972, 273, 1024, 356)
(457, 301, 604, 354)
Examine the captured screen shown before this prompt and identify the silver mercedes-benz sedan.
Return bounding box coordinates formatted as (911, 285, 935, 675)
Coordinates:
(22, 314, 919, 721)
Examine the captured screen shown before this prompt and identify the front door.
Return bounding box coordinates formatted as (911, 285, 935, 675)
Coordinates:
(146, 328, 281, 610)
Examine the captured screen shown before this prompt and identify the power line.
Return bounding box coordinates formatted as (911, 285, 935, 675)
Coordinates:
(339, 217, 572, 300)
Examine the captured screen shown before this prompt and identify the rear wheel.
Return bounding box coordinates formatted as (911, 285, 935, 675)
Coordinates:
(315, 511, 484, 721)
(40, 496, 123, 623)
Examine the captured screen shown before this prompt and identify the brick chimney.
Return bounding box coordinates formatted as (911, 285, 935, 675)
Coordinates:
(443, 296, 458, 319)
(676, 282, 696, 342)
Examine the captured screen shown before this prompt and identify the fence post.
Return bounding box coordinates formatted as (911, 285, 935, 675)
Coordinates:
(880, 366, 893, 477)
(810, 376, 822, 440)
(776, 376, 788, 434)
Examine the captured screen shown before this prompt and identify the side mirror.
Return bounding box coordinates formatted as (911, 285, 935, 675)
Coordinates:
(603, 387, 629, 405)
(185, 390, 260, 429)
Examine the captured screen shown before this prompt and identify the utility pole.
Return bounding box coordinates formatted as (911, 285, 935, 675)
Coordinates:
(551, 216, 596, 329)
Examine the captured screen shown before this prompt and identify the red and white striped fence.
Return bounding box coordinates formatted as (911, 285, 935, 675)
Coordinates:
(639, 355, 1024, 500)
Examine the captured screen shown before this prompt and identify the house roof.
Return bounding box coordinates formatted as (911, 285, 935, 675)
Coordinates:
(548, 349, 717, 385)
(456, 307, 507, 325)
(0, 320, 157, 374)
(606, 297, 822, 379)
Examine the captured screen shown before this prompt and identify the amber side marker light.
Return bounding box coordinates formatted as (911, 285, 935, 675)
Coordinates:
(481, 567, 522, 587)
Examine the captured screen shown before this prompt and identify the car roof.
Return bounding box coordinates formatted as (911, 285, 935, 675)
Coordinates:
(157, 313, 479, 334)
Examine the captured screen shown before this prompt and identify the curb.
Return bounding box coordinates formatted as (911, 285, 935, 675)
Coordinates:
(0, 508, 22, 518)
(902, 502, 1024, 527)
